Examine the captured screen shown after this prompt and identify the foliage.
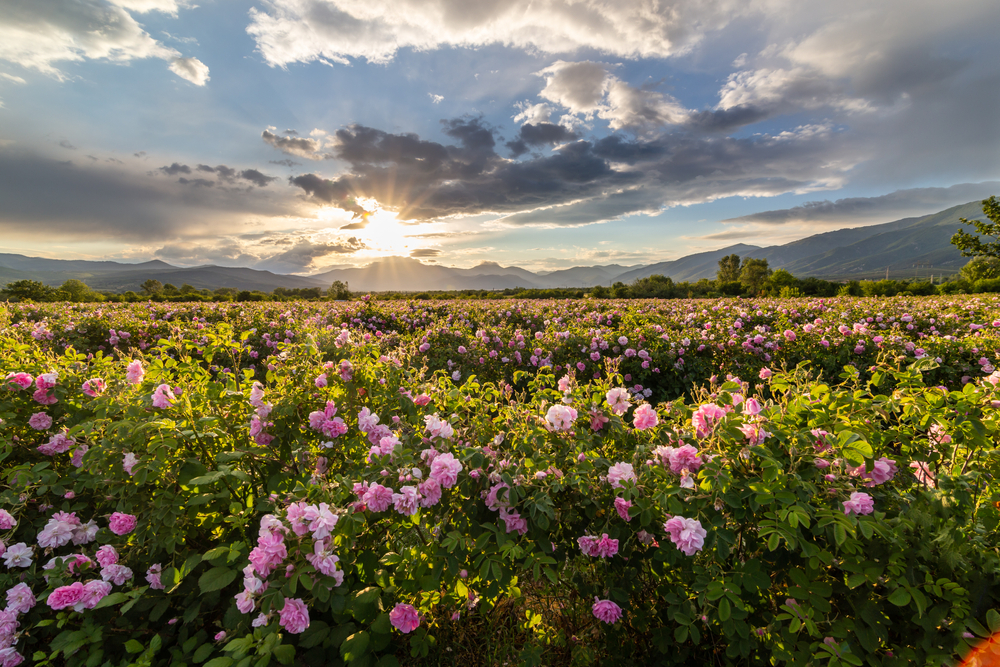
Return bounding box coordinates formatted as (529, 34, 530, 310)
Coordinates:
(951, 195, 1000, 259)
(741, 258, 772, 295)
(717, 254, 742, 283)
(1, 304, 999, 666)
(960, 256, 1000, 283)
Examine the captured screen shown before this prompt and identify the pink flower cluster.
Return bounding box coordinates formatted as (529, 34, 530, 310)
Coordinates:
(663, 515, 707, 556)
(424, 414, 454, 440)
(578, 533, 618, 558)
(691, 403, 727, 438)
(37, 512, 96, 548)
(46, 580, 112, 612)
(653, 444, 703, 476)
(429, 452, 462, 488)
(308, 401, 348, 439)
(37, 431, 74, 456)
(33, 372, 58, 405)
(125, 360, 145, 385)
(81, 378, 106, 398)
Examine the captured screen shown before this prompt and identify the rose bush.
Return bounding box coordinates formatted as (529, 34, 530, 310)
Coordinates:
(0, 298, 998, 666)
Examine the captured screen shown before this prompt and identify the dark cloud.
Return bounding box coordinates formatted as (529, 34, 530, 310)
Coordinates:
(239, 168, 278, 187)
(506, 122, 578, 156)
(196, 164, 216, 172)
(269, 158, 300, 168)
(178, 177, 214, 187)
(262, 238, 368, 272)
(291, 116, 852, 226)
(724, 182, 1000, 224)
(160, 162, 191, 175)
(284, 129, 299, 135)
(339, 220, 369, 230)
(59, 140, 76, 150)
(262, 130, 325, 159)
(215, 165, 237, 181)
(134, 151, 146, 158)
(0, 150, 304, 241)
(684, 105, 771, 133)
(410, 248, 441, 257)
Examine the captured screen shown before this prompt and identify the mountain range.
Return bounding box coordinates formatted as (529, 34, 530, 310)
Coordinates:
(0, 201, 986, 293)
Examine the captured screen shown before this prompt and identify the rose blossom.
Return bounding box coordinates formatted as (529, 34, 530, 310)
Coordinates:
(5, 583, 35, 615)
(545, 404, 577, 432)
(47, 582, 86, 610)
(0, 511, 15, 530)
(429, 453, 462, 488)
(614, 497, 633, 522)
(842, 492, 874, 516)
(606, 462, 636, 488)
(108, 512, 137, 536)
(125, 360, 145, 385)
(27, 413, 52, 431)
(592, 597, 623, 624)
(362, 484, 394, 512)
(663, 516, 707, 556)
(632, 403, 658, 430)
(146, 564, 164, 590)
(95, 545, 118, 568)
(605, 388, 631, 415)
(122, 453, 138, 476)
(278, 598, 310, 634)
(389, 603, 420, 633)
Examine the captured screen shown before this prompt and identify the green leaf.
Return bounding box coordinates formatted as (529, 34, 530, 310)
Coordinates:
(887, 588, 911, 606)
(125, 640, 144, 654)
(987, 609, 1000, 633)
(203, 659, 234, 667)
(272, 645, 295, 665)
(718, 598, 732, 622)
(341, 631, 370, 662)
(93, 592, 128, 609)
(199, 566, 238, 594)
(192, 643, 214, 663)
(674, 625, 688, 643)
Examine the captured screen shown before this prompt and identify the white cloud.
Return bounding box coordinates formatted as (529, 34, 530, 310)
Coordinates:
(109, 0, 190, 15)
(428, 93, 443, 104)
(512, 101, 553, 125)
(0, 73, 27, 84)
(246, 0, 748, 67)
(536, 60, 691, 133)
(168, 57, 210, 85)
(0, 0, 181, 79)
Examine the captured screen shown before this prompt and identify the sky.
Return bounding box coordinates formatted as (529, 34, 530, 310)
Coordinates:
(1, 0, 998, 275)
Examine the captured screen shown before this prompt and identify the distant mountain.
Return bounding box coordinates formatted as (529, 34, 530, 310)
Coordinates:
(0, 200, 987, 293)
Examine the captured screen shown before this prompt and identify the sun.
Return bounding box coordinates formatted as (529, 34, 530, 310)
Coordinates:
(350, 203, 413, 257)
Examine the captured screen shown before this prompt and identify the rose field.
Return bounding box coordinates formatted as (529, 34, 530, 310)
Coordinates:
(1, 295, 1000, 667)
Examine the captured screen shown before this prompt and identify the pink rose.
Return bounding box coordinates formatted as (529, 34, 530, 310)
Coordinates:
(151, 384, 175, 409)
(663, 516, 707, 556)
(607, 462, 636, 488)
(389, 603, 420, 633)
(605, 388, 631, 415)
(429, 453, 462, 488)
(842, 492, 874, 516)
(0, 510, 16, 530)
(614, 497, 633, 522)
(47, 582, 86, 610)
(5, 372, 33, 390)
(278, 598, 310, 634)
(108, 512, 137, 536)
(632, 403, 658, 431)
(28, 413, 52, 431)
(125, 360, 145, 385)
(362, 484, 394, 512)
(592, 597, 623, 624)
(544, 404, 577, 432)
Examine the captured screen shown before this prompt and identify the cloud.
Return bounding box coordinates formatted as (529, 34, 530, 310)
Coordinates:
(0, 0, 186, 80)
(239, 169, 278, 187)
(168, 57, 210, 85)
(410, 248, 441, 258)
(428, 93, 444, 104)
(178, 177, 213, 187)
(160, 162, 191, 175)
(0, 149, 307, 242)
(110, 0, 190, 15)
(289, 115, 857, 226)
(0, 73, 26, 84)
(723, 182, 1000, 224)
(59, 140, 77, 150)
(537, 61, 691, 134)
(246, 0, 744, 68)
(506, 122, 578, 157)
(262, 129, 326, 159)
(269, 158, 301, 168)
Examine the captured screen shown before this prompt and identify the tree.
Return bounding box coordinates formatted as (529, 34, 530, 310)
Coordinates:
(3, 280, 53, 301)
(959, 256, 1000, 282)
(59, 279, 94, 302)
(140, 279, 163, 296)
(768, 269, 797, 294)
(328, 280, 351, 301)
(740, 258, 771, 294)
(951, 195, 1000, 258)
(717, 253, 742, 283)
